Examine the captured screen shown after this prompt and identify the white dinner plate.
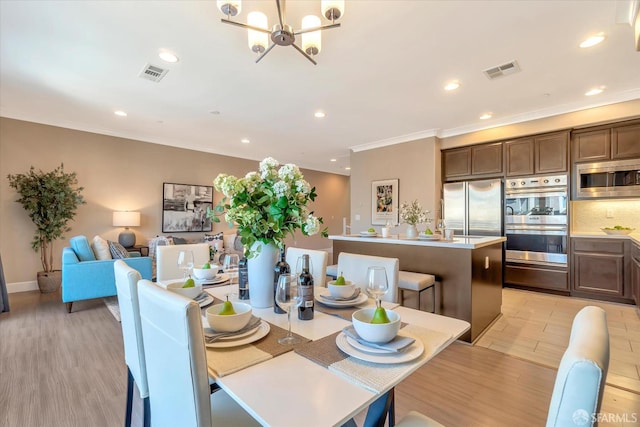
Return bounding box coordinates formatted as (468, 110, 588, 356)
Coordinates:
(359, 231, 377, 237)
(198, 294, 214, 307)
(336, 332, 424, 364)
(315, 287, 368, 307)
(205, 320, 270, 348)
(195, 273, 230, 286)
(418, 234, 441, 241)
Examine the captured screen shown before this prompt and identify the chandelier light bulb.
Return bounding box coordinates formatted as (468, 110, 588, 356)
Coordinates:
(247, 11, 268, 53)
(217, 0, 241, 17)
(321, 0, 344, 21)
(302, 15, 321, 56)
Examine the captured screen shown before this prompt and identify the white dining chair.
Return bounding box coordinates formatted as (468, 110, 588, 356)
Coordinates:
(286, 246, 328, 286)
(337, 252, 399, 303)
(113, 260, 150, 427)
(137, 279, 260, 427)
(156, 243, 211, 282)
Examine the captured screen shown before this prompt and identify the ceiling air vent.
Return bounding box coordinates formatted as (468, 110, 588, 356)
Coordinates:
(138, 63, 169, 82)
(483, 60, 520, 80)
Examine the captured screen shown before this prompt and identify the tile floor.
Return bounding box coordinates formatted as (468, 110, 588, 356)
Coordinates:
(476, 288, 640, 393)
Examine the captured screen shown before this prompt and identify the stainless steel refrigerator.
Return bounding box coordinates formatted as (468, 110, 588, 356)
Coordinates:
(443, 179, 503, 236)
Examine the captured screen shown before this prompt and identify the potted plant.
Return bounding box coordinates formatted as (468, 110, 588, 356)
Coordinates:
(399, 199, 431, 238)
(7, 164, 85, 293)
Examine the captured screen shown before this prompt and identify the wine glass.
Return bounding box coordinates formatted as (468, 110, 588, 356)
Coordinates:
(275, 273, 302, 345)
(177, 250, 194, 280)
(223, 254, 239, 285)
(366, 266, 389, 308)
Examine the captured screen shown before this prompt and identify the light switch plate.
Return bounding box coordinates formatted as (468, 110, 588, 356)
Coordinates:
(606, 208, 614, 218)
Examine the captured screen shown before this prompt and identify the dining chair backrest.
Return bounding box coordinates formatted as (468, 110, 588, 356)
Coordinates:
(113, 260, 148, 398)
(156, 243, 211, 282)
(546, 306, 609, 427)
(286, 247, 329, 287)
(137, 279, 211, 427)
(337, 252, 399, 303)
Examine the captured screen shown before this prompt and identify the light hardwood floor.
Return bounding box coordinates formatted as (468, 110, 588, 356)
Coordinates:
(1, 289, 639, 427)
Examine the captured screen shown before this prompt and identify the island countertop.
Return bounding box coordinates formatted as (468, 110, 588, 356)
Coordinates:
(329, 234, 506, 249)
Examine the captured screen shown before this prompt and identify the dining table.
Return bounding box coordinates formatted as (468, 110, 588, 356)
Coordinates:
(158, 280, 470, 427)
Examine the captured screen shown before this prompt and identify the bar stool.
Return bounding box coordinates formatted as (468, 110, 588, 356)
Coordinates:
(398, 271, 437, 313)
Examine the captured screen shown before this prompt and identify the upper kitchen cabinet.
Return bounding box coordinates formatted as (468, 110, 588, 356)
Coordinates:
(443, 142, 503, 181)
(505, 131, 569, 177)
(572, 119, 640, 163)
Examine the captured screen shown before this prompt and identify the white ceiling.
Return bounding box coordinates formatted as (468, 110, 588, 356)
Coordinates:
(1, 1, 639, 175)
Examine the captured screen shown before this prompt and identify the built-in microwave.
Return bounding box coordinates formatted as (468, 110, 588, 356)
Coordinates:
(575, 158, 640, 199)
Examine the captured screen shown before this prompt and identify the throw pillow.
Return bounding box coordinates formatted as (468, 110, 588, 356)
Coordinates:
(204, 232, 224, 253)
(91, 235, 112, 260)
(70, 236, 96, 262)
(108, 241, 130, 259)
(171, 236, 187, 245)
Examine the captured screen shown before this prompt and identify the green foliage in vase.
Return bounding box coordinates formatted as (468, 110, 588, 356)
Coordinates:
(7, 164, 85, 272)
(207, 157, 328, 258)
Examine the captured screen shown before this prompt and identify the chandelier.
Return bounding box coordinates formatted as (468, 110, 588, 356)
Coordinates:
(216, 0, 345, 65)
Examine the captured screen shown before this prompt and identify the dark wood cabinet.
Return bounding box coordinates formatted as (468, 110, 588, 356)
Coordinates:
(612, 122, 640, 160)
(443, 142, 503, 181)
(632, 242, 640, 307)
(571, 237, 632, 301)
(505, 131, 568, 177)
(572, 128, 610, 162)
(505, 262, 568, 292)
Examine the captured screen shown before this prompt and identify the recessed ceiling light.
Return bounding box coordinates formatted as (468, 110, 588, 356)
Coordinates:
(314, 111, 326, 118)
(330, 158, 337, 162)
(345, 167, 351, 170)
(579, 33, 605, 48)
(159, 49, 179, 63)
(479, 113, 492, 120)
(114, 110, 127, 117)
(241, 138, 250, 144)
(585, 87, 604, 96)
(444, 81, 460, 91)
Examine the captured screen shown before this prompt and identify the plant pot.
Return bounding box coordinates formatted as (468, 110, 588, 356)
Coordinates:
(406, 225, 418, 239)
(37, 270, 62, 293)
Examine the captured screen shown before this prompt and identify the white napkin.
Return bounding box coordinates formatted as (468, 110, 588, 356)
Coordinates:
(342, 326, 415, 353)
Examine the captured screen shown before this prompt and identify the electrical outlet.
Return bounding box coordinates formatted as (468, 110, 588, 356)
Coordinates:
(606, 208, 614, 218)
(355, 214, 361, 221)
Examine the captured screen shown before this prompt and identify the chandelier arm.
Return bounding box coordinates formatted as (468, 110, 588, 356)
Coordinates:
(293, 23, 341, 35)
(255, 43, 277, 63)
(275, 0, 285, 29)
(291, 43, 318, 65)
(221, 19, 272, 34)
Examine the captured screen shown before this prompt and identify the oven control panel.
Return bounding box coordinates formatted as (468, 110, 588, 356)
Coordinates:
(506, 174, 567, 190)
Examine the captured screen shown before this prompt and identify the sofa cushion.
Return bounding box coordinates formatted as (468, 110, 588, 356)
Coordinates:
(91, 235, 112, 260)
(108, 241, 130, 259)
(70, 236, 96, 262)
(204, 232, 224, 253)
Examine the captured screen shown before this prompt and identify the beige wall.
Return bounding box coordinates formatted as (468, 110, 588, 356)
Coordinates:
(571, 200, 640, 233)
(441, 98, 640, 149)
(350, 137, 441, 235)
(0, 118, 349, 289)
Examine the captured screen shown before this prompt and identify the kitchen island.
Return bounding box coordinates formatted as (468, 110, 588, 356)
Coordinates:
(330, 234, 506, 342)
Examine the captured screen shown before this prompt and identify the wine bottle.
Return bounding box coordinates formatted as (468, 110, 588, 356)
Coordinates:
(273, 246, 290, 313)
(238, 256, 249, 300)
(297, 254, 314, 320)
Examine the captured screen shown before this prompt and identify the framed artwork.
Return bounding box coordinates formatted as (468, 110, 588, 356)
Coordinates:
(162, 183, 213, 232)
(371, 179, 399, 225)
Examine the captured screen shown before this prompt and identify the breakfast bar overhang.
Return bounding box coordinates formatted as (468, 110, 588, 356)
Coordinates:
(330, 235, 506, 343)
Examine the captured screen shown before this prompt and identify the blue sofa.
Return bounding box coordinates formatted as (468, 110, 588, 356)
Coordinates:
(62, 236, 152, 313)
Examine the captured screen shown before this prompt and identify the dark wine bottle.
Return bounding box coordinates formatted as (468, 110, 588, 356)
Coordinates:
(297, 254, 314, 320)
(273, 246, 290, 313)
(238, 256, 249, 300)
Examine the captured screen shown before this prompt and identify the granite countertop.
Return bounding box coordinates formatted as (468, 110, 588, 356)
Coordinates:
(329, 234, 506, 249)
(571, 231, 640, 245)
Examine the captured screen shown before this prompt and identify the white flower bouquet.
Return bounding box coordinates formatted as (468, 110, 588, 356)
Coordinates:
(399, 200, 431, 226)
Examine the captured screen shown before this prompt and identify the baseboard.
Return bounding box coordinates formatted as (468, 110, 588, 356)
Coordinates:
(7, 280, 38, 293)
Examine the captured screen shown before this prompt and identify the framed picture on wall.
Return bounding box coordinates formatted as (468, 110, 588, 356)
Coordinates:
(162, 183, 213, 232)
(371, 179, 399, 225)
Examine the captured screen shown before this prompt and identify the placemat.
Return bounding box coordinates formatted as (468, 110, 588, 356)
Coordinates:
(204, 297, 310, 378)
(295, 324, 453, 393)
(314, 303, 361, 321)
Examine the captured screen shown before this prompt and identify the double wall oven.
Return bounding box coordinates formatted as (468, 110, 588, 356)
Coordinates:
(504, 174, 568, 267)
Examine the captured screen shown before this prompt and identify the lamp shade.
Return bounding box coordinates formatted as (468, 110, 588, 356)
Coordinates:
(247, 11, 268, 53)
(302, 15, 321, 56)
(113, 211, 140, 228)
(217, 0, 241, 17)
(321, 0, 344, 20)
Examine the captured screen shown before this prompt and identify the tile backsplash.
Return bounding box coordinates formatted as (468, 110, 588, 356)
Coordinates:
(571, 199, 640, 232)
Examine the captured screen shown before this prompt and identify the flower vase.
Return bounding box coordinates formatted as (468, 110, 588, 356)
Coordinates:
(406, 224, 418, 239)
(247, 241, 279, 308)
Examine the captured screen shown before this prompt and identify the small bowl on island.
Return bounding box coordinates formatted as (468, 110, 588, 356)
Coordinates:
(601, 226, 635, 236)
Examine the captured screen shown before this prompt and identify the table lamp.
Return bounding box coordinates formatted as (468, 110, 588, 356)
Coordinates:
(113, 211, 140, 248)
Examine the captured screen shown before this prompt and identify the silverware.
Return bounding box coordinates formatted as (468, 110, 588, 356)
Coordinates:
(194, 292, 210, 302)
(204, 316, 262, 343)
